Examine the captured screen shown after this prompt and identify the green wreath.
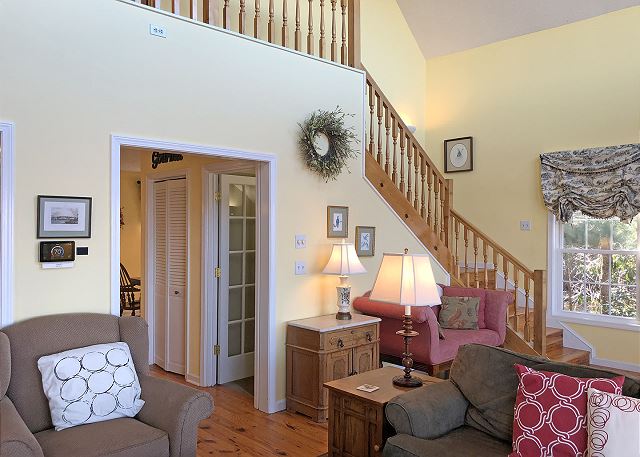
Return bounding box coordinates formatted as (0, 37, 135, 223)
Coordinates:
(298, 107, 360, 182)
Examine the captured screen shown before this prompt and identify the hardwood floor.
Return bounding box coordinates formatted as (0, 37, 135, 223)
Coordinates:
(149, 366, 328, 456)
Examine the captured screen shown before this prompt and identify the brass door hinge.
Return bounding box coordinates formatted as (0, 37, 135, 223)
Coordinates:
(214, 345, 221, 356)
(214, 191, 222, 202)
(214, 267, 221, 278)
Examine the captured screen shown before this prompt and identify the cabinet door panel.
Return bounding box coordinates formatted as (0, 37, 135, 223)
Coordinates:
(326, 348, 352, 382)
(353, 343, 377, 375)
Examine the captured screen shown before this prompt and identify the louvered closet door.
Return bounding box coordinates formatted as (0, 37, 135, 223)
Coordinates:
(153, 178, 187, 375)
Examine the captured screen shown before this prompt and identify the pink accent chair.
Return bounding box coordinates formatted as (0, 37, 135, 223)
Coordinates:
(353, 285, 512, 377)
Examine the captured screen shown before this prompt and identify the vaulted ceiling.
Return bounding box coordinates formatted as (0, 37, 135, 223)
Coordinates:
(396, 0, 640, 59)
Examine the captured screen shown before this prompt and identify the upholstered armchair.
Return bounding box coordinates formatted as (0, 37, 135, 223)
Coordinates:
(0, 313, 213, 457)
(353, 285, 512, 376)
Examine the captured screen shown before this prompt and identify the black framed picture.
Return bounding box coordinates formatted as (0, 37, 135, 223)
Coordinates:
(444, 136, 473, 173)
(37, 195, 92, 238)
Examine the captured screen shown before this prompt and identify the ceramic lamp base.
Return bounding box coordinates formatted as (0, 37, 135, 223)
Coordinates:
(335, 276, 352, 320)
(335, 311, 352, 320)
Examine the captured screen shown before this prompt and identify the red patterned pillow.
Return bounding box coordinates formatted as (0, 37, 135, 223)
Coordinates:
(509, 365, 624, 457)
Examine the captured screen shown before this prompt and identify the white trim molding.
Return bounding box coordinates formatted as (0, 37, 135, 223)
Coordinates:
(0, 122, 15, 328)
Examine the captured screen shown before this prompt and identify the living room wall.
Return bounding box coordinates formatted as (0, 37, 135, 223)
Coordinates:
(0, 0, 448, 402)
(424, 7, 640, 367)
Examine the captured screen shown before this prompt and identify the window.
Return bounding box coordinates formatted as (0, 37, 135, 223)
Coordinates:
(560, 213, 640, 320)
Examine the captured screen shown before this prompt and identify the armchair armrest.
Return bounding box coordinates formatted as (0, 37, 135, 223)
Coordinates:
(137, 375, 213, 457)
(0, 397, 44, 457)
(385, 381, 469, 440)
(484, 290, 512, 344)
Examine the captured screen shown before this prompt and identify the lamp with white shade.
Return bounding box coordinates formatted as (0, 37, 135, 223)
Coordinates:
(370, 249, 441, 387)
(322, 241, 367, 320)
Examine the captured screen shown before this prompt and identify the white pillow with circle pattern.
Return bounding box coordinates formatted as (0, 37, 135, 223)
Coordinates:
(37, 342, 144, 431)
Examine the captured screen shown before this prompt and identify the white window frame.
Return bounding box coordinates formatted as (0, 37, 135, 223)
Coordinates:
(548, 212, 640, 331)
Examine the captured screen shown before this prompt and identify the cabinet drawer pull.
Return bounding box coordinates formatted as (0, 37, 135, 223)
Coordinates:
(337, 338, 344, 348)
(374, 444, 380, 452)
(366, 332, 372, 342)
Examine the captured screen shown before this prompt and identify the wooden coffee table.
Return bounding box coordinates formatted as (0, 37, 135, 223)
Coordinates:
(323, 366, 443, 457)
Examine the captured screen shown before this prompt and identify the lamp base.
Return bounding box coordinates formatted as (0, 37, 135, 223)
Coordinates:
(392, 374, 423, 388)
(335, 311, 352, 320)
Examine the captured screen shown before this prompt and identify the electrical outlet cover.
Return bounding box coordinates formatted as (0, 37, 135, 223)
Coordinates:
(520, 220, 532, 231)
(295, 234, 307, 249)
(295, 261, 307, 275)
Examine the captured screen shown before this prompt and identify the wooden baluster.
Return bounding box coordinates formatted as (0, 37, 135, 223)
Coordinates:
(268, 0, 275, 42)
(493, 251, 499, 290)
(483, 240, 489, 289)
(433, 174, 439, 234)
(391, 116, 398, 184)
(463, 226, 469, 286)
(307, 0, 314, 54)
(319, 0, 326, 58)
(340, 0, 347, 64)
(426, 167, 432, 226)
(367, 84, 374, 155)
(503, 258, 509, 292)
(254, 0, 261, 39)
(190, 0, 199, 20)
(413, 148, 420, 211)
(240, 0, 247, 34)
(384, 107, 391, 175)
(524, 274, 531, 341)
(330, 0, 337, 61)
(147, 0, 156, 7)
(444, 179, 453, 248)
(406, 140, 413, 202)
(454, 218, 460, 278)
(294, 0, 301, 50)
(512, 267, 520, 331)
(376, 98, 383, 164)
(399, 130, 406, 194)
(420, 160, 426, 219)
(347, 0, 360, 67)
(171, 0, 179, 14)
(282, 0, 289, 46)
(223, 0, 231, 28)
(473, 234, 479, 288)
(439, 180, 446, 241)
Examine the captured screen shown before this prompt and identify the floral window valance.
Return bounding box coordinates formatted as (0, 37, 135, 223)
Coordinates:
(540, 143, 640, 222)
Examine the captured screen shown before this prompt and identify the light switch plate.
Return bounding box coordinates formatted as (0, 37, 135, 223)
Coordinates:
(150, 24, 167, 38)
(295, 261, 307, 275)
(520, 220, 532, 231)
(295, 234, 307, 249)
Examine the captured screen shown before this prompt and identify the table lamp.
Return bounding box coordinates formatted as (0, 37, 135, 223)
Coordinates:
(369, 249, 441, 387)
(322, 241, 367, 320)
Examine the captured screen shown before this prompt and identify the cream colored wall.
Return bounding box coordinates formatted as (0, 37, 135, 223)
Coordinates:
(360, 0, 427, 146)
(120, 171, 142, 278)
(0, 0, 446, 399)
(424, 7, 640, 366)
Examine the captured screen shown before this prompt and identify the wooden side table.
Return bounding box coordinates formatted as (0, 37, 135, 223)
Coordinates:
(324, 367, 443, 457)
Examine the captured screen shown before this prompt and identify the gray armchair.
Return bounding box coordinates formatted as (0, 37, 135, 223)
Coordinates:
(383, 344, 640, 457)
(0, 313, 213, 457)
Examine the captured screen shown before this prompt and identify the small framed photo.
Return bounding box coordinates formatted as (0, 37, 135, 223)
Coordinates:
(37, 195, 92, 239)
(327, 206, 349, 238)
(444, 136, 473, 173)
(355, 226, 375, 257)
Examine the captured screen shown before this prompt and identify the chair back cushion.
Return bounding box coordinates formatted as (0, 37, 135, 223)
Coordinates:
(1, 313, 121, 433)
(450, 344, 640, 443)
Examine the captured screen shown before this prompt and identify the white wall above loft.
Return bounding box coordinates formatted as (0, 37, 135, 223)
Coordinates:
(397, 0, 640, 59)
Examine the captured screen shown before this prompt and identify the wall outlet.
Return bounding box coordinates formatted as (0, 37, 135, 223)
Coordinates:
(520, 220, 532, 231)
(295, 261, 307, 275)
(295, 234, 307, 249)
(149, 24, 167, 38)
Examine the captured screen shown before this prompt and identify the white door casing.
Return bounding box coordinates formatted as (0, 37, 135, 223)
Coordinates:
(0, 123, 15, 328)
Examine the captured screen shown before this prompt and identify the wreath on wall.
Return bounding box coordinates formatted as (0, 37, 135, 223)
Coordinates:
(298, 107, 359, 182)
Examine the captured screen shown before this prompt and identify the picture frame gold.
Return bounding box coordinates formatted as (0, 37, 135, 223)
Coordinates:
(327, 206, 349, 238)
(355, 226, 375, 257)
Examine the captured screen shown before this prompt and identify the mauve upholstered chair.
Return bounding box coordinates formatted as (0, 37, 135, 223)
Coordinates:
(0, 313, 213, 457)
(353, 285, 512, 376)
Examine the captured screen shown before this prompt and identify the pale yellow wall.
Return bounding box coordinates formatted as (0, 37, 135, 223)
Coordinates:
(0, 0, 446, 399)
(360, 0, 427, 147)
(424, 7, 640, 365)
(120, 171, 142, 279)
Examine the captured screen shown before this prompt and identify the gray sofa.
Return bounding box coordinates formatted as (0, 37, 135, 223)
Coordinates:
(383, 344, 640, 457)
(0, 313, 213, 457)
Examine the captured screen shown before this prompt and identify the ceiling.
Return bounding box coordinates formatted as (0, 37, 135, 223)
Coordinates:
(396, 0, 640, 59)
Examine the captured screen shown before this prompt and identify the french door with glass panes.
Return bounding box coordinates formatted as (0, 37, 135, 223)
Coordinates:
(217, 175, 256, 384)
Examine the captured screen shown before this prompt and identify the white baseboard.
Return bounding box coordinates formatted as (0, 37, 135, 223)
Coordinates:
(558, 322, 593, 354)
(271, 398, 287, 413)
(590, 357, 640, 373)
(186, 373, 202, 386)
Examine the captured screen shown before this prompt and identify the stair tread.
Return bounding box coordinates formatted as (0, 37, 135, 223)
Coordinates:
(547, 346, 590, 364)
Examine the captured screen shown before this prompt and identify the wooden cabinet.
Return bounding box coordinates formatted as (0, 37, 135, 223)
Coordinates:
(286, 314, 381, 422)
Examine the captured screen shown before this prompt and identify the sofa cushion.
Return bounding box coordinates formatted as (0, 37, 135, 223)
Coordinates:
(2, 314, 121, 433)
(34, 418, 169, 457)
(432, 329, 500, 365)
(442, 286, 486, 328)
(383, 427, 512, 457)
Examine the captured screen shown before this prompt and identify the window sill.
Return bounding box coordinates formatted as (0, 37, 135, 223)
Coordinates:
(552, 311, 640, 333)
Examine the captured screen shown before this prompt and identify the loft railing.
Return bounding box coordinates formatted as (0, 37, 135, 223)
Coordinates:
(135, 0, 361, 66)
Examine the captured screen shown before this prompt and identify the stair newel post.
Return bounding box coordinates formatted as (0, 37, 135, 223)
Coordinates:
(463, 226, 469, 286)
(399, 129, 406, 194)
(384, 105, 391, 175)
(254, 0, 261, 39)
(391, 115, 398, 184)
(439, 180, 446, 241)
(367, 83, 375, 155)
(473, 234, 479, 288)
(444, 178, 453, 249)
(533, 270, 547, 356)
(239, 0, 247, 34)
(347, 0, 360, 67)
(294, 0, 301, 50)
(330, 0, 337, 61)
(319, 0, 325, 57)
(376, 96, 383, 164)
(413, 147, 420, 211)
(524, 273, 531, 342)
(307, 0, 314, 54)
(268, 0, 275, 43)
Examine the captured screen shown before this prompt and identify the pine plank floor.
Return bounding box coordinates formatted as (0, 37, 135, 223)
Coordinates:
(149, 366, 328, 456)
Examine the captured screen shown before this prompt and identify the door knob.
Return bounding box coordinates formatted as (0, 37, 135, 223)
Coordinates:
(174, 291, 179, 295)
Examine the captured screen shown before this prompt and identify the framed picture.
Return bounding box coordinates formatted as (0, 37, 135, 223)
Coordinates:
(355, 226, 375, 257)
(444, 136, 473, 173)
(37, 195, 92, 238)
(327, 206, 349, 238)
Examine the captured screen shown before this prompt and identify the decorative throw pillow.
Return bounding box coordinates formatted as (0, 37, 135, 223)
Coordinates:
(587, 388, 640, 457)
(38, 342, 145, 431)
(510, 364, 624, 457)
(438, 296, 479, 329)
